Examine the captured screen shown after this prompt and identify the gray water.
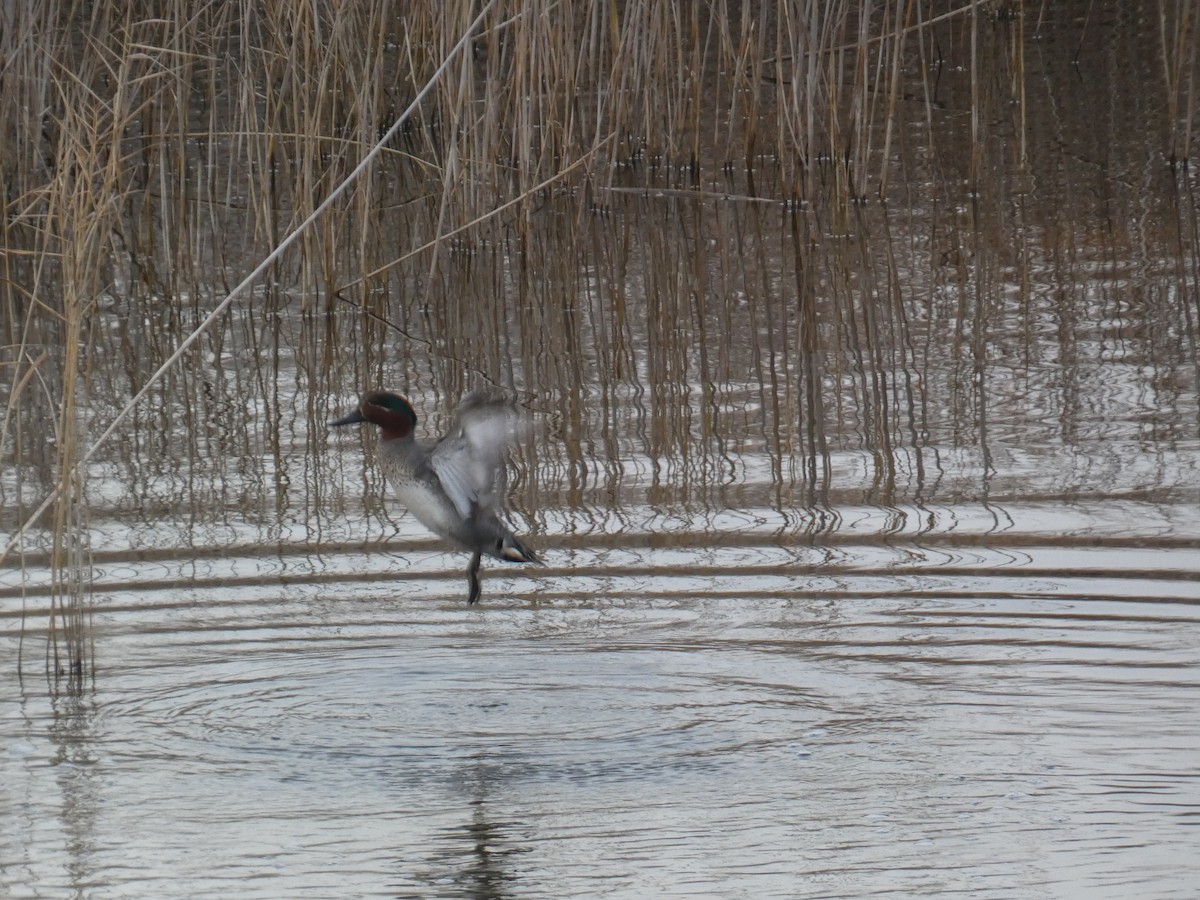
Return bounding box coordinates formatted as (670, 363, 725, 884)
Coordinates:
(4, 2, 1200, 897)
(5, 480, 1199, 896)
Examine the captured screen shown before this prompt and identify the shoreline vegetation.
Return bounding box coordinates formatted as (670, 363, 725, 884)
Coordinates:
(1, 2, 1197, 679)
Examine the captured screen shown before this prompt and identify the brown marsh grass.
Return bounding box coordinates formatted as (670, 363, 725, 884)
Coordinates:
(1, 1, 1198, 679)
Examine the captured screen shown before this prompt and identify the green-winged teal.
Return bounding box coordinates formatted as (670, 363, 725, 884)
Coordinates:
(330, 390, 540, 604)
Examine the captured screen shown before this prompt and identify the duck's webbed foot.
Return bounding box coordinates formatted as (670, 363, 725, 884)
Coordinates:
(466, 550, 483, 605)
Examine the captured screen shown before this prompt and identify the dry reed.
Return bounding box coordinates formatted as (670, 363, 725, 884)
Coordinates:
(0, 1, 1196, 677)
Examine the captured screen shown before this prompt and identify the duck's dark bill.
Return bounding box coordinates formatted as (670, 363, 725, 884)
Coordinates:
(328, 409, 365, 427)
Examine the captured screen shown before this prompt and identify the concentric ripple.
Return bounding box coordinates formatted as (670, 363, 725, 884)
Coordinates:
(3, 526, 1199, 897)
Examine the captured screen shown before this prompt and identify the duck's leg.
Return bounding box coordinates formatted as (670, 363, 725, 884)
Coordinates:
(466, 550, 483, 605)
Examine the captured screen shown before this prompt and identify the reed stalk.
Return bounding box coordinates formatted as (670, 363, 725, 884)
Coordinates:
(0, 1, 1193, 676)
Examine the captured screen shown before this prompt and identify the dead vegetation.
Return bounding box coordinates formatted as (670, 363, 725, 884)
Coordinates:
(0, 1, 1197, 679)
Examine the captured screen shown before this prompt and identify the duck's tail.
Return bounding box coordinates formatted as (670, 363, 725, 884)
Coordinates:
(498, 533, 542, 565)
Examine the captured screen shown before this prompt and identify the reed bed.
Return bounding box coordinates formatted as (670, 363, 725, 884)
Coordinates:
(1, 1, 1197, 679)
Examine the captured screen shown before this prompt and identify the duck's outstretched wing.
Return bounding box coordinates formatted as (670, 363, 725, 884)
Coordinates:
(428, 391, 517, 520)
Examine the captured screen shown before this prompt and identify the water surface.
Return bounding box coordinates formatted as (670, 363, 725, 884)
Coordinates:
(3, 2, 1200, 897)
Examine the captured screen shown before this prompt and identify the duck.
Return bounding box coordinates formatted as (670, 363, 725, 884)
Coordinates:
(329, 390, 541, 604)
